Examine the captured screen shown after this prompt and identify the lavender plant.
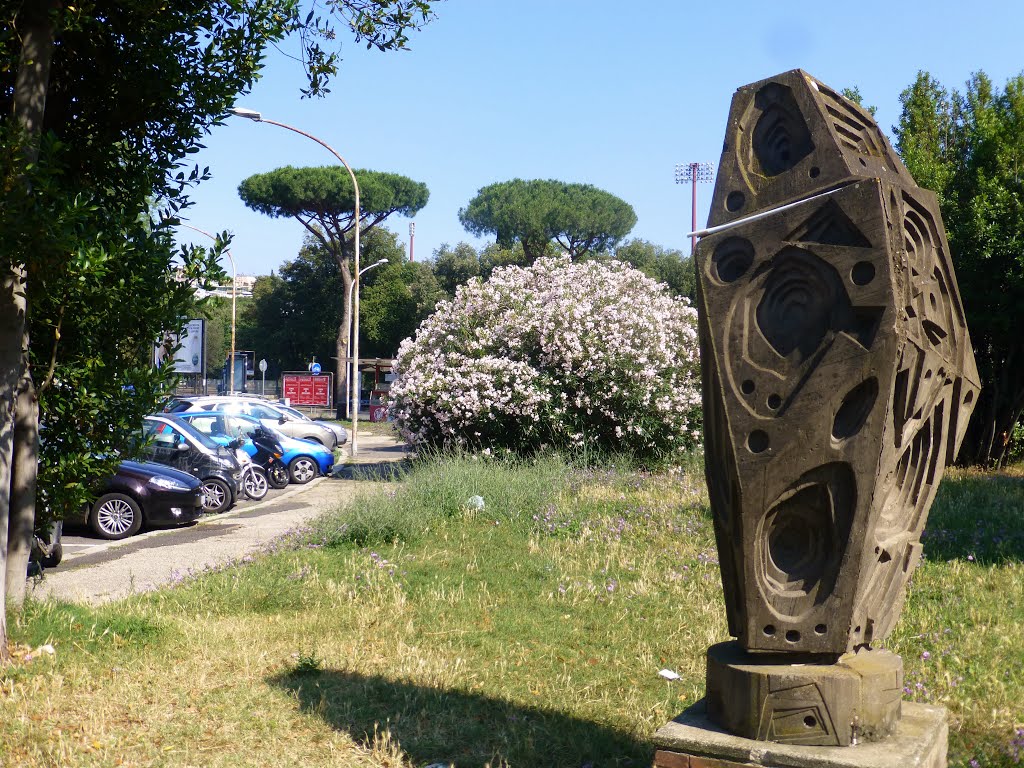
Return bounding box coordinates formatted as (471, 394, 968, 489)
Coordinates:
(388, 256, 701, 462)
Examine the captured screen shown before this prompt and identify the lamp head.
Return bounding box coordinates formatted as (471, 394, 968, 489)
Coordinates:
(229, 107, 262, 122)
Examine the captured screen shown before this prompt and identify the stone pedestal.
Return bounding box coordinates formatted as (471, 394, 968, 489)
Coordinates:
(706, 641, 902, 746)
(652, 699, 947, 768)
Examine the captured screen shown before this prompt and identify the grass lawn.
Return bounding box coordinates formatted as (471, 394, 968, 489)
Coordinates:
(2, 455, 1022, 767)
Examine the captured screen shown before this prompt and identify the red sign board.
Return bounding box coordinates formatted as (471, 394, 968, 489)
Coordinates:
(282, 372, 332, 407)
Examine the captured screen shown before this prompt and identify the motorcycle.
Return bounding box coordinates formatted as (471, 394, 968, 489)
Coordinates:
(247, 425, 289, 489)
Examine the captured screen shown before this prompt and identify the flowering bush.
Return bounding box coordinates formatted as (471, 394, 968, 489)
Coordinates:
(388, 256, 702, 462)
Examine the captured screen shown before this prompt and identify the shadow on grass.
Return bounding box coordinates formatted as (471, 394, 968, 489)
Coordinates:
(270, 668, 650, 767)
(334, 459, 412, 482)
(923, 471, 1024, 563)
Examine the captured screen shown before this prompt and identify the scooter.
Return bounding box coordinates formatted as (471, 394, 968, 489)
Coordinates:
(230, 437, 270, 501)
(247, 426, 289, 489)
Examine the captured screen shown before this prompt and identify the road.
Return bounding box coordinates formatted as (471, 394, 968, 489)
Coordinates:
(30, 432, 408, 606)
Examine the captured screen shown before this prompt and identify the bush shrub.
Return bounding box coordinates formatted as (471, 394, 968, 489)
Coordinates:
(388, 256, 701, 462)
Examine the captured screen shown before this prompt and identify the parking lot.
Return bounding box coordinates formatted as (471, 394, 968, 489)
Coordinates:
(31, 432, 408, 605)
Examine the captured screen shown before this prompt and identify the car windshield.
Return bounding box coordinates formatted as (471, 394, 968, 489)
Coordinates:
(162, 398, 194, 413)
(147, 416, 221, 451)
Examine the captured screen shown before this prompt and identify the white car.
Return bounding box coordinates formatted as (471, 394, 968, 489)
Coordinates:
(274, 403, 348, 445)
(164, 396, 339, 451)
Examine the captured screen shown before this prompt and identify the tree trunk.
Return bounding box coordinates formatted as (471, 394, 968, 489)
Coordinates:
(6, 377, 38, 608)
(1, 2, 57, 656)
(336, 250, 353, 421)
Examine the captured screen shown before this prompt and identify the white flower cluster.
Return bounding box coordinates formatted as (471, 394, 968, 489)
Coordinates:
(388, 256, 702, 460)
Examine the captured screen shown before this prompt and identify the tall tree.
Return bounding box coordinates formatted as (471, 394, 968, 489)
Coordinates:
(238, 166, 428, 415)
(458, 179, 637, 261)
(0, 0, 441, 658)
(895, 70, 1024, 466)
(360, 230, 445, 356)
(610, 239, 696, 301)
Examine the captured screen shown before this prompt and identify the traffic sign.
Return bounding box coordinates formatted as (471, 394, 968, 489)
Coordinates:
(310, 362, 322, 375)
(258, 358, 268, 373)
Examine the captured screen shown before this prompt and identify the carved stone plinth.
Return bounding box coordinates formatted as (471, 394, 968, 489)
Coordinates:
(705, 641, 901, 747)
(652, 700, 948, 768)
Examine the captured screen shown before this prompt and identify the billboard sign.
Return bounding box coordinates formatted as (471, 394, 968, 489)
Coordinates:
(154, 319, 205, 374)
(283, 372, 332, 407)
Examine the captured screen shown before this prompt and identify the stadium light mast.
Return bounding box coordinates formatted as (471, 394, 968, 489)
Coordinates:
(675, 162, 714, 254)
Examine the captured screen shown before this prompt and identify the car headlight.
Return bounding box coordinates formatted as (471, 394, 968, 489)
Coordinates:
(148, 476, 192, 491)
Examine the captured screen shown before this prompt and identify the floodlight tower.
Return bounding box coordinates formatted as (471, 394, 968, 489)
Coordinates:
(675, 162, 714, 254)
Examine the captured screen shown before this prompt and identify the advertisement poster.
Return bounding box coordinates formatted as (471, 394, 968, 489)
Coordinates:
(282, 372, 332, 407)
(154, 319, 205, 374)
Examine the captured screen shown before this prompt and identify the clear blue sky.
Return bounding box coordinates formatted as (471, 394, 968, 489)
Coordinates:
(177, 0, 1024, 277)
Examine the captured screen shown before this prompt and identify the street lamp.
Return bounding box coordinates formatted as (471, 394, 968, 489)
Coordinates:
(675, 162, 714, 254)
(229, 107, 364, 457)
(347, 258, 390, 425)
(180, 223, 236, 394)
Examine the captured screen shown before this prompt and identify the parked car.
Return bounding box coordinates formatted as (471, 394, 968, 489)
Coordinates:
(164, 396, 339, 451)
(142, 414, 242, 513)
(177, 411, 335, 484)
(64, 460, 204, 540)
(274, 403, 348, 446)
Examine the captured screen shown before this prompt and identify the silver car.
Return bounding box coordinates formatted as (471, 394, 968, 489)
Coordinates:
(165, 396, 339, 451)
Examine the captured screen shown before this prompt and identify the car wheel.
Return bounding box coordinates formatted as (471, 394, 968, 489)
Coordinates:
(289, 456, 318, 484)
(267, 463, 289, 489)
(90, 493, 143, 540)
(202, 478, 233, 513)
(242, 466, 269, 501)
(41, 541, 63, 568)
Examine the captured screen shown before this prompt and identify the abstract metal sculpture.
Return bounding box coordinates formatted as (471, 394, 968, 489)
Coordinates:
(693, 69, 980, 747)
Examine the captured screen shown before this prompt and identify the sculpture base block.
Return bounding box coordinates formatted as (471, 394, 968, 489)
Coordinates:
(705, 641, 902, 746)
(652, 699, 947, 768)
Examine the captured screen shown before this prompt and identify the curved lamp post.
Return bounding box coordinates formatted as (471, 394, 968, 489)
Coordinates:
(180, 223, 236, 393)
(229, 107, 364, 457)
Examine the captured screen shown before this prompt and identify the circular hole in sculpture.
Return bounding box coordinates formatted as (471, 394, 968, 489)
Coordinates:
(785, 629, 800, 643)
(964, 391, 974, 405)
(925, 369, 933, 379)
(859, 157, 868, 166)
(726, 191, 745, 212)
(804, 715, 817, 728)
(767, 393, 782, 410)
(711, 237, 755, 284)
(854, 625, 862, 634)
(814, 624, 827, 635)
(741, 379, 755, 395)
(851, 261, 876, 286)
(763, 624, 776, 637)
(809, 166, 820, 178)
(747, 430, 769, 454)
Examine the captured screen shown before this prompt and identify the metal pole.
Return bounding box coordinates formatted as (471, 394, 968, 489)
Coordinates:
(181, 223, 236, 394)
(675, 162, 714, 256)
(691, 163, 698, 255)
(229, 108, 363, 458)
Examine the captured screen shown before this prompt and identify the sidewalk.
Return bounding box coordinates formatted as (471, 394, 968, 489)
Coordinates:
(31, 431, 408, 606)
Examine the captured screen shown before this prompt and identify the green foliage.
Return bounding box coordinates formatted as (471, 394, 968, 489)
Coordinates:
(238, 166, 429, 232)
(608, 238, 696, 301)
(458, 178, 637, 261)
(895, 70, 1024, 465)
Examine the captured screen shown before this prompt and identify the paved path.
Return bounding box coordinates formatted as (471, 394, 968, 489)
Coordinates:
(30, 433, 408, 606)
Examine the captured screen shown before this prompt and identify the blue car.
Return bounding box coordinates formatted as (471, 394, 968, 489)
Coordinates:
(179, 411, 334, 484)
